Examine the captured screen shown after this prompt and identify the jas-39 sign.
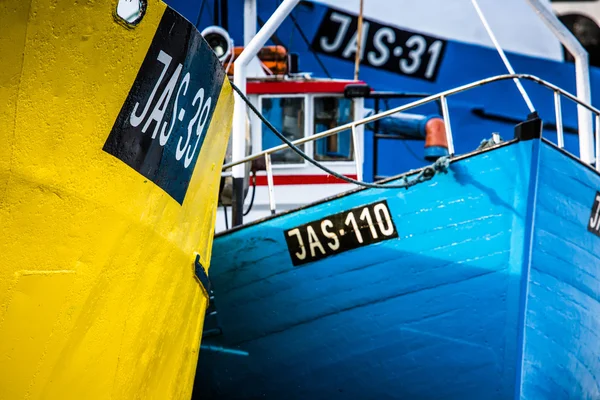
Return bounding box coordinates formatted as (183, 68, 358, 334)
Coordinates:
(311, 7, 447, 82)
(104, 8, 225, 204)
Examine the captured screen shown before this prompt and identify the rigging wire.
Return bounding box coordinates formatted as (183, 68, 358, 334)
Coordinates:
(471, 0, 535, 113)
(195, 0, 209, 28)
(222, 203, 229, 230)
(277, 0, 332, 78)
(243, 170, 257, 216)
(230, 82, 450, 189)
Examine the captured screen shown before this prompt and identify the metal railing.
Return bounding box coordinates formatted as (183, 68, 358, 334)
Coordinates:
(223, 73, 600, 214)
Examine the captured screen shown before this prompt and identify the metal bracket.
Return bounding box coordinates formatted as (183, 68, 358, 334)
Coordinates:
(194, 255, 223, 337)
(194, 254, 213, 298)
(514, 112, 543, 141)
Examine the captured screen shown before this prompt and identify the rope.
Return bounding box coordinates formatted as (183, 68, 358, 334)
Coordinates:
(243, 170, 257, 216)
(476, 134, 503, 150)
(230, 82, 450, 189)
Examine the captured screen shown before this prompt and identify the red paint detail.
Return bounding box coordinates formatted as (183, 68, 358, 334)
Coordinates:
(255, 174, 358, 186)
(246, 80, 365, 95)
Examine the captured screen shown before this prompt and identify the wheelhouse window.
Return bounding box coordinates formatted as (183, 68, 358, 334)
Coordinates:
(261, 96, 305, 165)
(313, 97, 354, 161)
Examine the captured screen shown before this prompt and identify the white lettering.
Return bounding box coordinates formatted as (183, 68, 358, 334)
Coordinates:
(342, 22, 370, 60)
(360, 207, 378, 239)
(160, 72, 190, 146)
(287, 228, 306, 261)
(590, 195, 600, 230)
(321, 220, 340, 251)
(130, 50, 172, 127)
(320, 12, 352, 53)
(142, 63, 182, 138)
(345, 211, 363, 244)
(184, 95, 212, 168)
(307, 226, 326, 257)
(374, 203, 395, 236)
(425, 40, 443, 79)
(177, 88, 204, 161)
(400, 35, 426, 75)
(368, 28, 394, 67)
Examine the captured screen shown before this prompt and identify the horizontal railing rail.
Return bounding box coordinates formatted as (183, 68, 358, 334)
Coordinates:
(223, 73, 600, 171)
(222, 73, 600, 216)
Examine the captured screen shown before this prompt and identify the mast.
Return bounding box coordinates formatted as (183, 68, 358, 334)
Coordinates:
(231, 0, 301, 226)
(354, 0, 365, 81)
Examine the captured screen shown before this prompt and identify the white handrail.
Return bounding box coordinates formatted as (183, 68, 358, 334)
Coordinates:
(223, 73, 600, 170)
(265, 153, 276, 214)
(525, 0, 594, 164)
(231, 0, 301, 225)
(232, 0, 300, 183)
(554, 91, 564, 149)
(440, 95, 455, 156)
(351, 123, 363, 181)
(596, 115, 600, 172)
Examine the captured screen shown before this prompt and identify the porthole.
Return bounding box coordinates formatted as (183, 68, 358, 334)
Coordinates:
(115, 0, 146, 27)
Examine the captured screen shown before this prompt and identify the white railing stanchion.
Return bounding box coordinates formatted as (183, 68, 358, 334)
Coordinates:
(596, 114, 600, 171)
(440, 95, 455, 156)
(554, 91, 564, 149)
(232, 0, 300, 225)
(265, 154, 277, 214)
(526, 0, 594, 164)
(351, 124, 363, 181)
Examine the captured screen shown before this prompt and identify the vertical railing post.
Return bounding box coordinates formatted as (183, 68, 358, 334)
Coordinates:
(596, 114, 600, 172)
(526, 0, 594, 164)
(440, 95, 455, 156)
(373, 98, 380, 181)
(554, 91, 564, 149)
(351, 124, 363, 182)
(265, 153, 276, 215)
(232, 0, 300, 226)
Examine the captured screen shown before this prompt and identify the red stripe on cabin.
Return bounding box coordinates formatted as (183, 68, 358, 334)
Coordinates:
(255, 174, 358, 186)
(246, 81, 365, 95)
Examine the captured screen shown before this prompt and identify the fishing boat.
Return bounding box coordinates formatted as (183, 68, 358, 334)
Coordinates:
(0, 0, 233, 398)
(192, 1, 600, 399)
(155, 0, 600, 231)
(196, 76, 600, 400)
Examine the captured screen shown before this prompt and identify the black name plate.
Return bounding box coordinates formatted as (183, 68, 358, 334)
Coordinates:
(284, 200, 399, 266)
(311, 6, 447, 82)
(103, 8, 225, 204)
(588, 191, 600, 237)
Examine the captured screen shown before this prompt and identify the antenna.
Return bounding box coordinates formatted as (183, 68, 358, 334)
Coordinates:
(471, 0, 536, 114)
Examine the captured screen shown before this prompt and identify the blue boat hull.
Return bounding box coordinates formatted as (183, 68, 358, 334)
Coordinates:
(194, 139, 600, 399)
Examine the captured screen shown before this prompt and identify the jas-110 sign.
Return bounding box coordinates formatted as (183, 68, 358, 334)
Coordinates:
(284, 200, 399, 266)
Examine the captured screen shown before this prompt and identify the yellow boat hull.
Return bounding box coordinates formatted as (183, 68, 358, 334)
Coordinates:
(0, 1, 233, 398)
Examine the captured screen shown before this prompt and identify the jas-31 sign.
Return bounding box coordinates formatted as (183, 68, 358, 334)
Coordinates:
(311, 6, 447, 82)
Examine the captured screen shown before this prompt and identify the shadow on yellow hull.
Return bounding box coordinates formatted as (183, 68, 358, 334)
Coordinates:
(0, 1, 233, 398)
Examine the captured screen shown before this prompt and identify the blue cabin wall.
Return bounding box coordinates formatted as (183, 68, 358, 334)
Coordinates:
(195, 141, 547, 399)
(520, 143, 600, 399)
